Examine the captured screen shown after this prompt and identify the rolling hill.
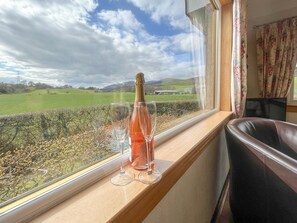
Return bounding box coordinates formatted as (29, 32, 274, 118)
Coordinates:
(101, 78, 194, 92)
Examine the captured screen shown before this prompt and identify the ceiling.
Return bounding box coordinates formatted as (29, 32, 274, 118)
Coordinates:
(247, 0, 297, 20)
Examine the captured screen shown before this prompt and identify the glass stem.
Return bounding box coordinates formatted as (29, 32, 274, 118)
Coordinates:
(120, 141, 125, 174)
(146, 140, 152, 175)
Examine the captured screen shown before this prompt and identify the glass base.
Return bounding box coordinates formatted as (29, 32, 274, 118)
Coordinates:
(132, 161, 155, 170)
(138, 169, 162, 185)
(111, 172, 133, 186)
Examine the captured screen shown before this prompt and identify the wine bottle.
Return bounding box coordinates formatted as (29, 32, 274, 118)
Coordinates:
(129, 72, 154, 170)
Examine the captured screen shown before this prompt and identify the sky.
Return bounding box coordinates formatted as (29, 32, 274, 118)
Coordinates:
(0, 0, 204, 88)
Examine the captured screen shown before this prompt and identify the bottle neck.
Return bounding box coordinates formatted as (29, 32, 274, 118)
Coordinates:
(135, 83, 145, 102)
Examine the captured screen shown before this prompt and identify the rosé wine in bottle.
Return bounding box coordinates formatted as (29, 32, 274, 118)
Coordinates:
(129, 73, 154, 170)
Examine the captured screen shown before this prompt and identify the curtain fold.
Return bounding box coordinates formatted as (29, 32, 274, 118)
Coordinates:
(231, 0, 248, 118)
(256, 17, 297, 98)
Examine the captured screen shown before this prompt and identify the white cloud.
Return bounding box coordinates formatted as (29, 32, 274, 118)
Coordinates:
(0, 0, 200, 88)
(170, 33, 195, 52)
(0, 0, 97, 24)
(126, 0, 188, 30)
(98, 10, 143, 31)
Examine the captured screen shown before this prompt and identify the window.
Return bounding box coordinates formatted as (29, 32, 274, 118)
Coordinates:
(0, 0, 220, 220)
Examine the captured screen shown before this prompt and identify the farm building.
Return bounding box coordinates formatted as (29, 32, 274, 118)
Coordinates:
(154, 90, 179, 95)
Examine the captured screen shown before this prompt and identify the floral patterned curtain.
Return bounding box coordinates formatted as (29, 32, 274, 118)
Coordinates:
(256, 17, 297, 98)
(231, 0, 247, 118)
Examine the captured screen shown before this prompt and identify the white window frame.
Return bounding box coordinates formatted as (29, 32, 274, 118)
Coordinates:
(0, 1, 221, 222)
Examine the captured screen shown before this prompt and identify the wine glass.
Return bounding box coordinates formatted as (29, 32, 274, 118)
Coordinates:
(137, 101, 162, 184)
(110, 102, 133, 186)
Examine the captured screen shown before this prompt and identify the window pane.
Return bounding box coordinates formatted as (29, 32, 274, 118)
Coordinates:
(293, 65, 297, 100)
(0, 0, 218, 206)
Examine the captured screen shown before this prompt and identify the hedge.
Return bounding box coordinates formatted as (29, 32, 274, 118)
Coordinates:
(0, 101, 200, 153)
(0, 100, 200, 204)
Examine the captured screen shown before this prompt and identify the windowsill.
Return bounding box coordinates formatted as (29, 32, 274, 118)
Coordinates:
(27, 111, 232, 223)
(287, 104, 297, 113)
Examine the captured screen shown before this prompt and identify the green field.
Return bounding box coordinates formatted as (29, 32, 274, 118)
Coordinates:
(157, 78, 193, 91)
(0, 88, 196, 116)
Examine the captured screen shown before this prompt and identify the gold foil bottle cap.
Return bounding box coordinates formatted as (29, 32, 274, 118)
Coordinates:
(135, 72, 145, 86)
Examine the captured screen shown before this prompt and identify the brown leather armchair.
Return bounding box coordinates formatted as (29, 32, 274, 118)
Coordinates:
(225, 117, 297, 223)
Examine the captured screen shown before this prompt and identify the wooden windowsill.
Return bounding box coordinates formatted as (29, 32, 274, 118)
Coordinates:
(29, 111, 232, 223)
(287, 105, 297, 113)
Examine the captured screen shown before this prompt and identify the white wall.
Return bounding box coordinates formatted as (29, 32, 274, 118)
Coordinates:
(287, 112, 297, 124)
(144, 130, 229, 223)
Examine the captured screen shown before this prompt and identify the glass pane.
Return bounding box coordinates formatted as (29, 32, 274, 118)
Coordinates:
(293, 65, 297, 100)
(0, 0, 218, 206)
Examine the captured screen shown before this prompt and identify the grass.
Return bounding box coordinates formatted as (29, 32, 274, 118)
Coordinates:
(159, 78, 193, 91)
(0, 88, 196, 116)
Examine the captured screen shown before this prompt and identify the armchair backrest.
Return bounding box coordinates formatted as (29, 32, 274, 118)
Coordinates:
(225, 117, 297, 223)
